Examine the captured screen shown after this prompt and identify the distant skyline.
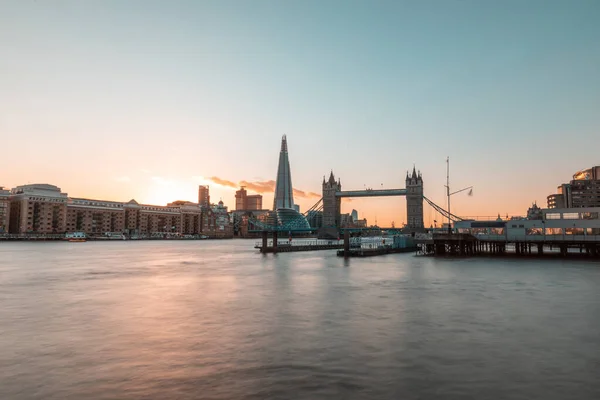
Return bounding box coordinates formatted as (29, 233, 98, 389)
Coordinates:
(1, 1, 599, 225)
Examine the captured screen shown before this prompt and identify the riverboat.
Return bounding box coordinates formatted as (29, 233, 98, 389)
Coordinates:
(64, 232, 87, 242)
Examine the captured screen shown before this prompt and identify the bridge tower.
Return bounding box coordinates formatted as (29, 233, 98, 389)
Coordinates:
(322, 171, 341, 228)
(406, 166, 425, 231)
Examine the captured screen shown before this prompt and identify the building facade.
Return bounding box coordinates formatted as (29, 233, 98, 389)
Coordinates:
(406, 167, 425, 231)
(0, 187, 10, 233)
(235, 187, 263, 211)
(269, 135, 310, 230)
(5, 183, 233, 237)
(9, 184, 69, 233)
(198, 185, 210, 208)
(66, 197, 126, 233)
(548, 166, 600, 208)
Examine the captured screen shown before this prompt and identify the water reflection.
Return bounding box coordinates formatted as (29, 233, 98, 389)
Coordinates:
(0, 240, 599, 399)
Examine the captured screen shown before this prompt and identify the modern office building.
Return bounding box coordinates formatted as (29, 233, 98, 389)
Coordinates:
(198, 185, 210, 208)
(548, 183, 571, 209)
(548, 166, 600, 208)
(235, 186, 263, 211)
(272, 135, 310, 229)
(273, 135, 294, 210)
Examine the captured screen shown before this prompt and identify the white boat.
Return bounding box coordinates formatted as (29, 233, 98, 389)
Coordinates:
(64, 232, 87, 242)
(100, 232, 127, 240)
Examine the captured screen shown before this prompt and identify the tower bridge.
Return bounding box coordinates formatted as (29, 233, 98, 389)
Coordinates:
(335, 189, 407, 197)
(319, 167, 424, 238)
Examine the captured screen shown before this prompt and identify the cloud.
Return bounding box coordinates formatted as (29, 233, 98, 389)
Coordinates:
(115, 176, 131, 182)
(240, 180, 276, 193)
(293, 188, 320, 198)
(210, 176, 322, 199)
(208, 176, 237, 188)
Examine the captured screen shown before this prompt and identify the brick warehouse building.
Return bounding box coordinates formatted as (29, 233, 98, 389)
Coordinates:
(4, 183, 232, 237)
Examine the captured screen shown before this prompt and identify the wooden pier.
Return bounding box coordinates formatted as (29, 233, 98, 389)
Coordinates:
(255, 231, 343, 253)
(416, 233, 600, 258)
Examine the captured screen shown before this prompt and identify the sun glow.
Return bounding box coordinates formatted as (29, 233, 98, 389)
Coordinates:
(140, 176, 214, 206)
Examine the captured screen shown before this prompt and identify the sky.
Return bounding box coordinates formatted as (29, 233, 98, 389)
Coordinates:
(1, 0, 599, 226)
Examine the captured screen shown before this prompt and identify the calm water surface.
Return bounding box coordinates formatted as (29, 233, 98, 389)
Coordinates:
(1, 240, 599, 399)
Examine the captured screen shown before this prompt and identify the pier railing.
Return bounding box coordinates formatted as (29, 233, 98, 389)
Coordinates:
(476, 234, 600, 243)
(255, 239, 343, 248)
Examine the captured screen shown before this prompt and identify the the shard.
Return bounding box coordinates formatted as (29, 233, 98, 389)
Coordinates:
(271, 135, 310, 229)
(273, 135, 295, 210)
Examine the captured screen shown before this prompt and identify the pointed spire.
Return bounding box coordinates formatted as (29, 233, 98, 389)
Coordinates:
(329, 170, 335, 184)
(273, 135, 294, 210)
(412, 164, 417, 178)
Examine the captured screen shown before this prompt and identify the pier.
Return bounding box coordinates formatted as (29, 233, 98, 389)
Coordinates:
(416, 233, 600, 258)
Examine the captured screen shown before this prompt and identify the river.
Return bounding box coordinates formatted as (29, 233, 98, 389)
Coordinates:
(1, 240, 599, 399)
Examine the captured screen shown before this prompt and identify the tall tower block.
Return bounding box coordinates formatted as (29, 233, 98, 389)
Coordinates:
(406, 166, 424, 231)
(322, 171, 341, 228)
(273, 135, 295, 210)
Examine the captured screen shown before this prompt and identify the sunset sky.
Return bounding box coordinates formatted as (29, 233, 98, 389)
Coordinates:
(1, 1, 599, 226)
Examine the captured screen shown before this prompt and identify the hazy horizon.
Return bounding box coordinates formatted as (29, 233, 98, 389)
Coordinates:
(2, 0, 599, 225)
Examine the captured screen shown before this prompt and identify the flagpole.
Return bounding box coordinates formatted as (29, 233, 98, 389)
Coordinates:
(446, 157, 451, 234)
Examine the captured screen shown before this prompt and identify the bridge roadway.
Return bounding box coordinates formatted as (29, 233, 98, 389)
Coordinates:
(335, 189, 407, 198)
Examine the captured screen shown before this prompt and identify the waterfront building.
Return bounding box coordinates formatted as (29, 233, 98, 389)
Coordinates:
(455, 206, 600, 237)
(198, 185, 210, 208)
(167, 201, 202, 235)
(66, 197, 126, 233)
(406, 167, 425, 231)
(210, 200, 233, 237)
(235, 187, 263, 211)
(0, 187, 10, 233)
(8, 184, 68, 233)
(351, 209, 358, 222)
(271, 135, 310, 230)
(548, 184, 571, 209)
(548, 166, 600, 208)
(5, 183, 232, 238)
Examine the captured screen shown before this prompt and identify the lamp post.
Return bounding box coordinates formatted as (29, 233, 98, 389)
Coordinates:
(445, 157, 473, 235)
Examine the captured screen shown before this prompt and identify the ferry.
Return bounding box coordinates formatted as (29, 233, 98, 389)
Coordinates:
(99, 232, 127, 240)
(64, 232, 87, 242)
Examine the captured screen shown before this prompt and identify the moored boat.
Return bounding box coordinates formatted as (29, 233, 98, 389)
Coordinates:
(65, 232, 87, 242)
